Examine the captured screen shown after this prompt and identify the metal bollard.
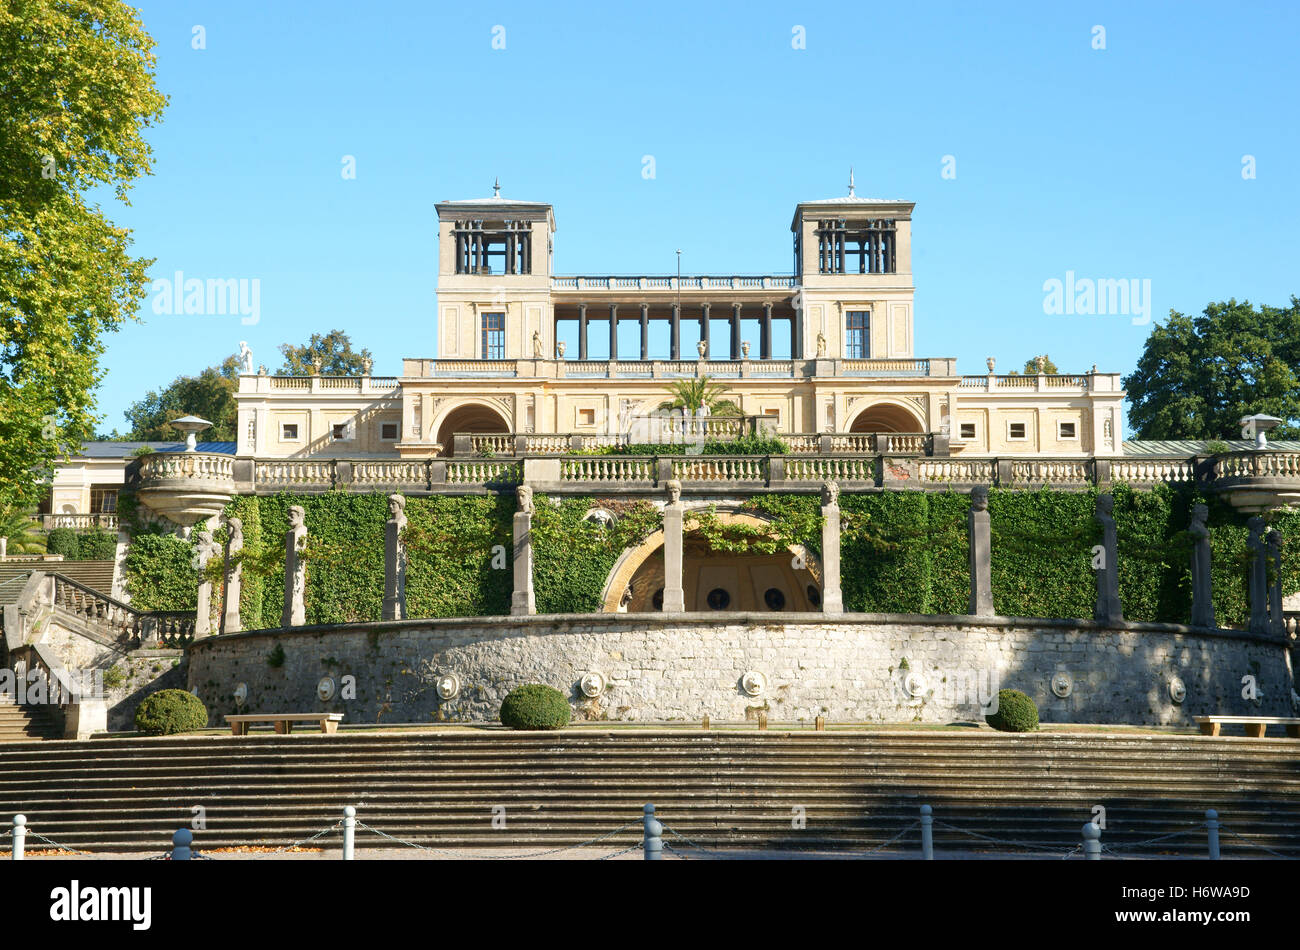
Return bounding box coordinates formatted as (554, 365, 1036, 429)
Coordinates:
(643, 803, 662, 861)
(1206, 809, 1220, 860)
(1082, 821, 1101, 860)
(920, 804, 934, 860)
(343, 806, 356, 861)
(12, 815, 25, 861)
(171, 828, 192, 860)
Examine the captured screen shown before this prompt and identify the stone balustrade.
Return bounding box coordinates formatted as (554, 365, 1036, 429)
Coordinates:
(394, 357, 959, 380)
(41, 513, 119, 532)
(135, 451, 237, 527)
(1207, 451, 1300, 512)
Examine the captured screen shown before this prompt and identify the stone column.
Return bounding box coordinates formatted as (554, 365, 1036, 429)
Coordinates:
(730, 303, 742, 360)
(511, 486, 536, 616)
(700, 304, 711, 356)
(578, 303, 588, 361)
(220, 516, 244, 635)
(967, 486, 994, 617)
(640, 303, 650, 361)
(608, 304, 618, 361)
(1189, 503, 1215, 628)
(760, 303, 773, 360)
(1093, 494, 1123, 625)
(662, 480, 685, 613)
(670, 304, 680, 360)
(194, 529, 220, 638)
(281, 505, 308, 627)
(1247, 517, 1269, 635)
(1266, 526, 1284, 636)
(820, 482, 843, 613)
(383, 494, 407, 621)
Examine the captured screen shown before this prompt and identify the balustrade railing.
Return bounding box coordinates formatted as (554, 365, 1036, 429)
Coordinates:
(1211, 451, 1300, 481)
(560, 457, 655, 484)
(784, 456, 875, 483)
(918, 459, 998, 484)
(138, 452, 234, 482)
(50, 573, 194, 646)
(1009, 459, 1094, 486)
(670, 456, 768, 483)
(1109, 458, 1197, 485)
(41, 513, 119, 531)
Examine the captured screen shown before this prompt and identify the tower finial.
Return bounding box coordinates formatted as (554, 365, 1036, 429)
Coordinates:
(848, 166, 855, 197)
(493, 177, 500, 198)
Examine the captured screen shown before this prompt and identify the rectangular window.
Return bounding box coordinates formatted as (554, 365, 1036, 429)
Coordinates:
(1007, 421, 1028, 440)
(481, 311, 505, 359)
(90, 487, 118, 513)
(845, 311, 870, 358)
(1058, 421, 1078, 440)
(959, 423, 976, 441)
(281, 423, 299, 441)
(332, 423, 348, 441)
(577, 408, 596, 427)
(380, 422, 398, 441)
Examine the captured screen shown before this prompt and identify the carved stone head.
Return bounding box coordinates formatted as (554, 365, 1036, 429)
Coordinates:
(287, 505, 305, 529)
(1096, 493, 1114, 517)
(516, 484, 534, 514)
(821, 481, 840, 507)
(225, 516, 244, 545)
(387, 493, 406, 522)
(666, 479, 682, 505)
(1192, 503, 1209, 525)
(970, 485, 989, 511)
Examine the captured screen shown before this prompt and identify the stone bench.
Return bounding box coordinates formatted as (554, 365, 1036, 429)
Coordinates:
(1195, 715, 1300, 738)
(225, 713, 344, 736)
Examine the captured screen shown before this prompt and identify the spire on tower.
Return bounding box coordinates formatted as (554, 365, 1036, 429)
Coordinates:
(847, 166, 855, 198)
(493, 177, 501, 198)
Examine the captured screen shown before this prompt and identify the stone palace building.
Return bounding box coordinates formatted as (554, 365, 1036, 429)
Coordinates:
(233, 182, 1127, 461)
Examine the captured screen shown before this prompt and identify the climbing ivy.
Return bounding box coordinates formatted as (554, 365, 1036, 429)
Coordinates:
(530, 497, 661, 613)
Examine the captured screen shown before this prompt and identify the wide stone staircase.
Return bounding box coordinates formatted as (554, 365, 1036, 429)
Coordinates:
(0, 700, 62, 743)
(2, 729, 1299, 855)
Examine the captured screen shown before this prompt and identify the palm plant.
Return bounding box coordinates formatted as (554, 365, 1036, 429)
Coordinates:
(0, 508, 47, 555)
(657, 376, 742, 416)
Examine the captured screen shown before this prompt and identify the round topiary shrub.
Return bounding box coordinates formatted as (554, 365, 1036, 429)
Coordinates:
(986, 688, 1039, 733)
(45, 527, 79, 559)
(499, 684, 571, 730)
(134, 689, 209, 736)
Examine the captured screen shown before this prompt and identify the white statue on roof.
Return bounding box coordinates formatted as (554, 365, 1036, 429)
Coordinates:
(238, 341, 253, 374)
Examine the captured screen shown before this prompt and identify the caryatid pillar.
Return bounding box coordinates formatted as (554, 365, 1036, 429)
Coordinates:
(967, 486, 994, 617)
(1189, 504, 1215, 628)
(383, 493, 408, 621)
(511, 485, 536, 616)
(1093, 494, 1123, 625)
(194, 528, 220, 638)
(820, 481, 843, 614)
(220, 516, 244, 635)
(662, 480, 686, 613)
(281, 505, 308, 627)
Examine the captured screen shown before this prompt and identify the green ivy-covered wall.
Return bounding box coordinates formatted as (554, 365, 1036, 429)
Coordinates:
(121, 486, 1300, 629)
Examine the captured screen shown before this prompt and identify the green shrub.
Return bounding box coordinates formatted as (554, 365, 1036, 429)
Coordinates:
(499, 684, 571, 730)
(134, 689, 209, 735)
(100, 665, 126, 691)
(45, 527, 79, 559)
(76, 529, 118, 561)
(986, 689, 1039, 732)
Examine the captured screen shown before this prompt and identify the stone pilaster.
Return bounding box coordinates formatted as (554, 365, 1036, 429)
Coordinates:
(820, 482, 843, 613)
(511, 486, 536, 616)
(1189, 503, 1215, 628)
(662, 480, 685, 613)
(220, 516, 243, 635)
(1247, 517, 1269, 635)
(1266, 527, 1284, 636)
(383, 494, 408, 621)
(194, 528, 219, 638)
(968, 486, 994, 617)
(1093, 494, 1123, 625)
(281, 505, 308, 627)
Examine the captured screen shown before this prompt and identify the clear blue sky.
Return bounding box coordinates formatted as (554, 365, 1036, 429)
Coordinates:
(95, 0, 1300, 434)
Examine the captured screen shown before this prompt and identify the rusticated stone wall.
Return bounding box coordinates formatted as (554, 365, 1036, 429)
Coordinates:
(185, 613, 1292, 728)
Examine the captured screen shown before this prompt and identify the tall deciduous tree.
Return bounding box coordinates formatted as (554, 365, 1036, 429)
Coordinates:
(122, 356, 241, 442)
(0, 1, 167, 512)
(1124, 299, 1300, 440)
(277, 330, 373, 376)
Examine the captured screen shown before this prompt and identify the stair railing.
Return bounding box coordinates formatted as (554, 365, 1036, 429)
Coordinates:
(48, 573, 195, 646)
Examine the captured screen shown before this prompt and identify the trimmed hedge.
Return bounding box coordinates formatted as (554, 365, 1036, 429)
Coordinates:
(44, 526, 118, 561)
(134, 689, 208, 735)
(499, 684, 571, 730)
(122, 532, 197, 611)
(986, 689, 1039, 732)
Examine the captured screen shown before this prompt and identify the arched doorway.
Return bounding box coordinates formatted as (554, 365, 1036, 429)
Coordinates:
(848, 401, 923, 433)
(600, 511, 823, 613)
(435, 403, 510, 457)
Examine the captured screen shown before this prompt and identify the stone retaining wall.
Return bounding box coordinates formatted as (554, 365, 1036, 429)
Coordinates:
(185, 613, 1293, 727)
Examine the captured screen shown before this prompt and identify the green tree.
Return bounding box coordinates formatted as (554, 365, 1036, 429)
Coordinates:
(0, 2, 167, 513)
(1124, 299, 1300, 440)
(1008, 354, 1060, 375)
(122, 356, 240, 441)
(277, 330, 373, 376)
(0, 507, 46, 555)
(657, 376, 742, 416)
